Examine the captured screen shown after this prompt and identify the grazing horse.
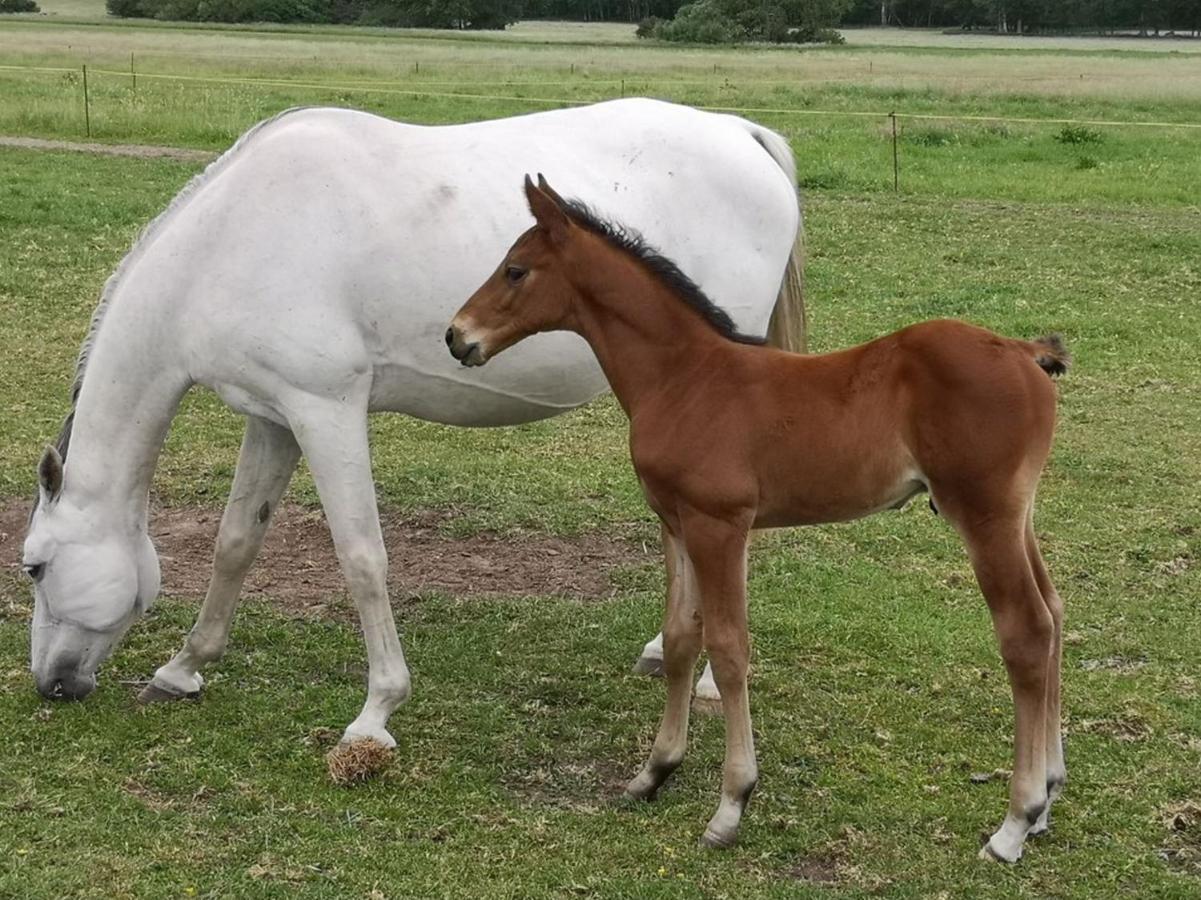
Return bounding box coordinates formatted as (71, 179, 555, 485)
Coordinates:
(447, 175, 1070, 862)
(21, 100, 805, 753)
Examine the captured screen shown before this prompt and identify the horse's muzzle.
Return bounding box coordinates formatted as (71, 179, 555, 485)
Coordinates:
(34, 666, 96, 701)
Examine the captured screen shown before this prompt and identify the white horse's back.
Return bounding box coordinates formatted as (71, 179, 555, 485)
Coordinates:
(141, 100, 799, 426)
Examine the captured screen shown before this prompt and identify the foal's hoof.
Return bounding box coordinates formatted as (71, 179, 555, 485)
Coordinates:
(632, 654, 665, 677)
(691, 695, 723, 717)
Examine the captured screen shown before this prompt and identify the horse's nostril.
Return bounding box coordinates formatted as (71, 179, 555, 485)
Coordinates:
(445, 327, 455, 347)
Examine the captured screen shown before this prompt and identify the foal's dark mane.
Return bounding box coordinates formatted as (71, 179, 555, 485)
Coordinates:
(560, 199, 766, 346)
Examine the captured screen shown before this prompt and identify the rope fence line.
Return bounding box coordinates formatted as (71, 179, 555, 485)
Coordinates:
(0, 58, 1192, 91)
(3, 61, 1199, 131)
(3, 60, 1200, 190)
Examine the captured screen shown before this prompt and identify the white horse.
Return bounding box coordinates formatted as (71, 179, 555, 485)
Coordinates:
(23, 99, 804, 751)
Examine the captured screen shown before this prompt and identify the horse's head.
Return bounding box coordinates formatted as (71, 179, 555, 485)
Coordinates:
(24, 446, 160, 700)
(447, 174, 579, 367)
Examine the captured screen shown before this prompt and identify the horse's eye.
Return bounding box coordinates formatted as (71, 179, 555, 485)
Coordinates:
(506, 265, 527, 285)
(23, 563, 45, 582)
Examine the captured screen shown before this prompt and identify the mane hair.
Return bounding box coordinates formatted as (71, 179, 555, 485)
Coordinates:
(47, 107, 313, 465)
(33, 108, 312, 515)
(560, 199, 765, 346)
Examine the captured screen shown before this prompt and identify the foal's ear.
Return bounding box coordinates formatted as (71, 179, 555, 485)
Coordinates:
(536, 173, 569, 208)
(523, 173, 569, 244)
(37, 445, 63, 503)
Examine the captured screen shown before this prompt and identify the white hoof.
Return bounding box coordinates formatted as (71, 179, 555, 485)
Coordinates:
(978, 839, 1022, 863)
(632, 654, 665, 677)
(140, 664, 204, 702)
(340, 725, 397, 750)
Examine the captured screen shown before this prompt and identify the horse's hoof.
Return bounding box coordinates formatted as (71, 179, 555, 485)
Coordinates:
(632, 655, 665, 677)
(977, 839, 1020, 863)
(700, 827, 737, 849)
(137, 682, 199, 704)
(691, 695, 723, 716)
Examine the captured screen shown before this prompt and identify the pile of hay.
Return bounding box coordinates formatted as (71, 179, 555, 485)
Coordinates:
(325, 739, 393, 785)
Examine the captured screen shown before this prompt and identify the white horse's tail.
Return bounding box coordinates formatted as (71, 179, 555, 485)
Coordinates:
(750, 126, 807, 353)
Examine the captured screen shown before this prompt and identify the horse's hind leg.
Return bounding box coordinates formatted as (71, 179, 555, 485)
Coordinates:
(142, 416, 300, 702)
(946, 500, 1053, 863)
(626, 529, 703, 801)
(1026, 518, 1065, 835)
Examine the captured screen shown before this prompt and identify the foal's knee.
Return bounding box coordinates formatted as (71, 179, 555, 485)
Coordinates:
(997, 606, 1054, 680)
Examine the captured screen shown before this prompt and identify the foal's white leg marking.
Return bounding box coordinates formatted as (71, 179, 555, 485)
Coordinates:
(144, 417, 300, 700)
(290, 394, 410, 749)
(626, 534, 701, 801)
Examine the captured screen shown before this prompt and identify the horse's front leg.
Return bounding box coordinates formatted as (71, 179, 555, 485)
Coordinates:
(289, 394, 410, 748)
(681, 511, 756, 849)
(142, 416, 300, 702)
(626, 529, 701, 800)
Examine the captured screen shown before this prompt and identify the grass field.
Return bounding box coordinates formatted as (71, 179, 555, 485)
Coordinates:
(2, 12, 1201, 900)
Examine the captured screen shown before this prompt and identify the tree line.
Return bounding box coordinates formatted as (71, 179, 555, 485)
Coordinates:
(100, 0, 1201, 39)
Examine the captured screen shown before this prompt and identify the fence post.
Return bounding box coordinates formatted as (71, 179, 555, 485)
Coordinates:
(889, 111, 898, 192)
(130, 51, 136, 92)
(82, 64, 91, 139)
(620, 78, 625, 97)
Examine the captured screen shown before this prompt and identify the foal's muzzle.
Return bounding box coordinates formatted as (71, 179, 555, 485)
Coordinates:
(445, 325, 486, 367)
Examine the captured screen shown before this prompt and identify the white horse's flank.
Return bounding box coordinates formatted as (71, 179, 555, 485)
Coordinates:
(23, 100, 802, 747)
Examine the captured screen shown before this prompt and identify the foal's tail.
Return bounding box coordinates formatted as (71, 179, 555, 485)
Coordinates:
(1028, 333, 1071, 378)
(750, 126, 807, 353)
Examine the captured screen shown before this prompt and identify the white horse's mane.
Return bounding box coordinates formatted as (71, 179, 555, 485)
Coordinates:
(67, 107, 311, 409)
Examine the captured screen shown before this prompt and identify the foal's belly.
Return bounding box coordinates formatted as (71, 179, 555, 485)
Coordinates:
(754, 464, 928, 529)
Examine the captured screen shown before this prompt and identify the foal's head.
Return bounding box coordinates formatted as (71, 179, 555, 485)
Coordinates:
(447, 175, 579, 367)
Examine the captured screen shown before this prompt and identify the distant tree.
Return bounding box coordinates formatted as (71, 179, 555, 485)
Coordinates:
(650, 0, 851, 42)
(0, 0, 40, 11)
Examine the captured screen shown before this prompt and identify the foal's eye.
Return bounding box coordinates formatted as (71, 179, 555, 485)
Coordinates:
(23, 563, 45, 582)
(505, 265, 527, 285)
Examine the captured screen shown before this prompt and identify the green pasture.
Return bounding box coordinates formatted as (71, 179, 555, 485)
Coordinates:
(2, 13, 1201, 899)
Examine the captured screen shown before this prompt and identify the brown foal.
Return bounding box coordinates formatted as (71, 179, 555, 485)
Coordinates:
(447, 175, 1070, 862)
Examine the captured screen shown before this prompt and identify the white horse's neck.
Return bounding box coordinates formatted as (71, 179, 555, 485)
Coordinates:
(63, 297, 192, 528)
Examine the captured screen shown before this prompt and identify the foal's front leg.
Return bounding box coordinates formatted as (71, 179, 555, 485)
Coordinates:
(683, 514, 756, 848)
(626, 530, 702, 800)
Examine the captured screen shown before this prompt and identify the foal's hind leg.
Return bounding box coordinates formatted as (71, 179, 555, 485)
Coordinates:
(142, 416, 300, 702)
(681, 514, 756, 848)
(626, 530, 702, 800)
(1026, 519, 1065, 836)
(950, 508, 1053, 863)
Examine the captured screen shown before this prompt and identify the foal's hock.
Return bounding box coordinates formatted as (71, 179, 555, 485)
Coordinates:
(448, 175, 1070, 863)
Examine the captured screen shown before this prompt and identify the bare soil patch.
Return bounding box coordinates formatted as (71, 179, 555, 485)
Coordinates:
(0, 498, 651, 618)
(0, 135, 216, 163)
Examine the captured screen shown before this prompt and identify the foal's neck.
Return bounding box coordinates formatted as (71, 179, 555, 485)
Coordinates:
(62, 293, 192, 529)
(568, 240, 740, 417)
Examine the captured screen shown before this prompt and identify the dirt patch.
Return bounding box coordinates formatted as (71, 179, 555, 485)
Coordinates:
(1159, 800, 1201, 876)
(785, 854, 842, 885)
(0, 498, 652, 618)
(0, 135, 216, 163)
(501, 756, 630, 813)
